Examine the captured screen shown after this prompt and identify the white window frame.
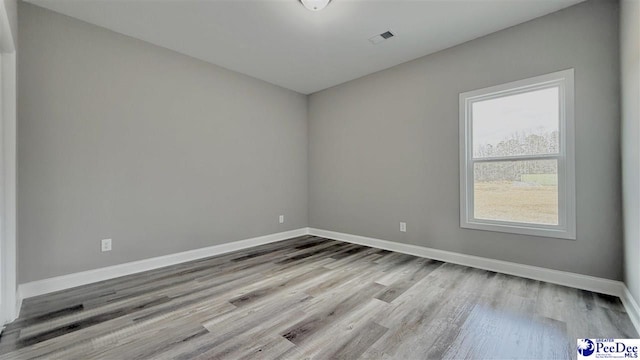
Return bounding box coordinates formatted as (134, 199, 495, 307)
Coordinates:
(459, 69, 576, 240)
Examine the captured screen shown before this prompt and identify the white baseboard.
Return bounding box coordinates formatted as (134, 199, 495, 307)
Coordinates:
(14, 291, 22, 322)
(621, 286, 640, 336)
(1, 297, 16, 326)
(18, 228, 309, 300)
(14, 225, 640, 336)
(309, 228, 625, 297)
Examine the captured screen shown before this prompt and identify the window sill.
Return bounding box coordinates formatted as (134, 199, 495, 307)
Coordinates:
(461, 220, 576, 240)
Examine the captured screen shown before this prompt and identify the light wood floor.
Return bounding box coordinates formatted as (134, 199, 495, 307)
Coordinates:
(0, 235, 637, 359)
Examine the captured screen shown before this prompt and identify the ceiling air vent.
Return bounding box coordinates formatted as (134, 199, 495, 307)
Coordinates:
(369, 30, 395, 45)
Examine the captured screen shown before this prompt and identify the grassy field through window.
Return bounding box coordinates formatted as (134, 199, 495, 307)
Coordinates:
(474, 181, 558, 225)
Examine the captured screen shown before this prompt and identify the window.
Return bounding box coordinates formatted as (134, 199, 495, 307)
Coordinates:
(459, 69, 575, 239)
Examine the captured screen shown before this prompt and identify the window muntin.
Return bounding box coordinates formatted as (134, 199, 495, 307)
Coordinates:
(459, 69, 575, 239)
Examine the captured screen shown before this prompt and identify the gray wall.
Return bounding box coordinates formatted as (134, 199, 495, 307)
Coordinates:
(18, 0, 625, 284)
(309, 0, 622, 280)
(18, 2, 308, 283)
(621, 0, 640, 303)
(1, 0, 16, 51)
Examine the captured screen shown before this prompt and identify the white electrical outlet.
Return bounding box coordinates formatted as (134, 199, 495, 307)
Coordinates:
(279, 215, 285, 224)
(400, 222, 407, 232)
(101, 238, 112, 252)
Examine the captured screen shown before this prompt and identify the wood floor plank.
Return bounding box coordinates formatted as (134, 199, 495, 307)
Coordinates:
(370, 266, 492, 358)
(375, 258, 443, 302)
(279, 297, 391, 359)
(1, 236, 636, 360)
(328, 320, 389, 360)
(281, 282, 386, 345)
(221, 335, 295, 360)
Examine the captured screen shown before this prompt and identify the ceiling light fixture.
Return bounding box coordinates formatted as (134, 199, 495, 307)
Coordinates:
(299, 0, 332, 11)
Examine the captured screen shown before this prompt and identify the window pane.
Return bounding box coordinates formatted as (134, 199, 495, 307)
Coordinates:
(473, 159, 558, 225)
(472, 87, 559, 158)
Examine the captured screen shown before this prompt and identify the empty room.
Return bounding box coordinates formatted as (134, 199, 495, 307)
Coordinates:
(0, 0, 639, 358)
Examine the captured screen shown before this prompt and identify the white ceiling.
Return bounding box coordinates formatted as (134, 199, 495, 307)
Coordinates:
(27, 0, 585, 94)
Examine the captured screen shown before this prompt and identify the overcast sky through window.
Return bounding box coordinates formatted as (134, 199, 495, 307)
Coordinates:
(472, 86, 559, 155)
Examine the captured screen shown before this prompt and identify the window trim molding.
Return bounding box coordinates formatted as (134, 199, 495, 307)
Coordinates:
(459, 69, 576, 240)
